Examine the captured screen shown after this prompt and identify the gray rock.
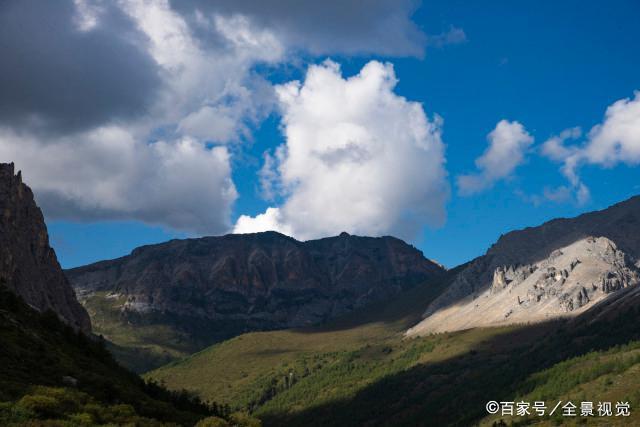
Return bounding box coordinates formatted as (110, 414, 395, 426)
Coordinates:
(0, 163, 90, 333)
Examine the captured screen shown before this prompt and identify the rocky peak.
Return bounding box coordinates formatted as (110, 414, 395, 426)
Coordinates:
(408, 195, 640, 336)
(408, 236, 640, 335)
(0, 163, 90, 332)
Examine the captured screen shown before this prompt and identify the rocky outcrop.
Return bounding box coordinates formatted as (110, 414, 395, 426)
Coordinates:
(67, 231, 444, 342)
(408, 196, 640, 336)
(0, 163, 90, 332)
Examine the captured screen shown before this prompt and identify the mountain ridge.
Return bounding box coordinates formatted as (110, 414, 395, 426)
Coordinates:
(66, 229, 446, 371)
(408, 194, 640, 335)
(0, 162, 90, 333)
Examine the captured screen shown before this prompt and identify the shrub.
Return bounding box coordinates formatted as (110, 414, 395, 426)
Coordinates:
(196, 415, 232, 426)
(68, 412, 94, 425)
(229, 411, 262, 427)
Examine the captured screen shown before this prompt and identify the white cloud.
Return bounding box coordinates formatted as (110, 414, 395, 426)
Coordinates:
(257, 149, 283, 201)
(541, 91, 640, 204)
(233, 60, 449, 240)
(118, 0, 282, 142)
(234, 207, 292, 236)
(583, 91, 640, 165)
(1, 0, 454, 235)
(0, 126, 236, 233)
(1, 0, 278, 233)
(457, 120, 534, 195)
(172, 0, 428, 58)
(541, 127, 581, 162)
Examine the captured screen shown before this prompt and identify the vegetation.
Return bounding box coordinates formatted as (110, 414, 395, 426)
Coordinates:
(0, 286, 263, 426)
(147, 267, 640, 426)
(146, 267, 460, 407)
(480, 341, 640, 426)
(81, 291, 206, 373)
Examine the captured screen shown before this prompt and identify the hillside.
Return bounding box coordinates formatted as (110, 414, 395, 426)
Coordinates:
(147, 276, 640, 426)
(145, 266, 467, 406)
(145, 197, 640, 426)
(67, 231, 445, 372)
(0, 285, 225, 426)
(408, 195, 640, 335)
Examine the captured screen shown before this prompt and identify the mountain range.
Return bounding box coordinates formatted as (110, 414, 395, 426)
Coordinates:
(2, 160, 640, 426)
(66, 229, 445, 371)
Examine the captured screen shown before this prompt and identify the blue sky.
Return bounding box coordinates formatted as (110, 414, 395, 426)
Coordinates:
(2, 0, 639, 268)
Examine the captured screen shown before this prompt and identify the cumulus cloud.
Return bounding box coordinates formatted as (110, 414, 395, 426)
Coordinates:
(0, 0, 160, 134)
(233, 60, 449, 240)
(234, 207, 293, 236)
(0, 0, 440, 235)
(457, 120, 534, 195)
(0, 127, 236, 233)
(583, 91, 640, 165)
(542, 91, 640, 204)
(0, 0, 279, 233)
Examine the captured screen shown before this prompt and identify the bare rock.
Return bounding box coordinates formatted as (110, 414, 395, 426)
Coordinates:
(0, 163, 90, 332)
(408, 235, 640, 336)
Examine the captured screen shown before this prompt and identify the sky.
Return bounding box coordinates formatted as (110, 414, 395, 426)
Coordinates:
(1, 0, 639, 269)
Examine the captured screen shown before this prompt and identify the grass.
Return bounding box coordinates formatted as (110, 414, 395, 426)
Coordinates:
(146, 266, 501, 409)
(81, 291, 208, 373)
(145, 266, 640, 426)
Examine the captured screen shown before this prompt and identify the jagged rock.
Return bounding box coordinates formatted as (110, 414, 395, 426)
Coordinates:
(0, 163, 90, 332)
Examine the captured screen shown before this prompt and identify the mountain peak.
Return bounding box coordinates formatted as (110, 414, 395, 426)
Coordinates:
(0, 163, 91, 332)
(408, 195, 640, 336)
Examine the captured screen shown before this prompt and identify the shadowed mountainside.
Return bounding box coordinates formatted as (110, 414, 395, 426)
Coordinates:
(66, 230, 445, 372)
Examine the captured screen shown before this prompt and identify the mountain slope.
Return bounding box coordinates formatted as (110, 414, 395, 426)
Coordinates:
(67, 231, 445, 371)
(143, 197, 640, 426)
(0, 163, 90, 332)
(408, 196, 640, 335)
(148, 264, 640, 426)
(0, 162, 233, 426)
(145, 266, 461, 408)
(0, 286, 223, 426)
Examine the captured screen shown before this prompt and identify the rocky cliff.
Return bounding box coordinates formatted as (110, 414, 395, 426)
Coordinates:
(0, 163, 90, 332)
(67, 231, 444, 352)
(407, 196, 640, 335)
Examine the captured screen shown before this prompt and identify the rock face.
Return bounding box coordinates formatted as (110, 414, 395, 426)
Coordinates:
(67, 231, 444, 340)
(0, 163, 90, 332)
(407, 196, 640, 336)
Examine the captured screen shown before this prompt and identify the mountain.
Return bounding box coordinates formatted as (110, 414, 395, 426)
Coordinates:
(0, 163, 90, 333)
(146, 259, 640, 426)
(66, 230, 445, 371)
(407, 195, 640, 335)
(144, 198, 640, 427)
(0, 162, 242, 426)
